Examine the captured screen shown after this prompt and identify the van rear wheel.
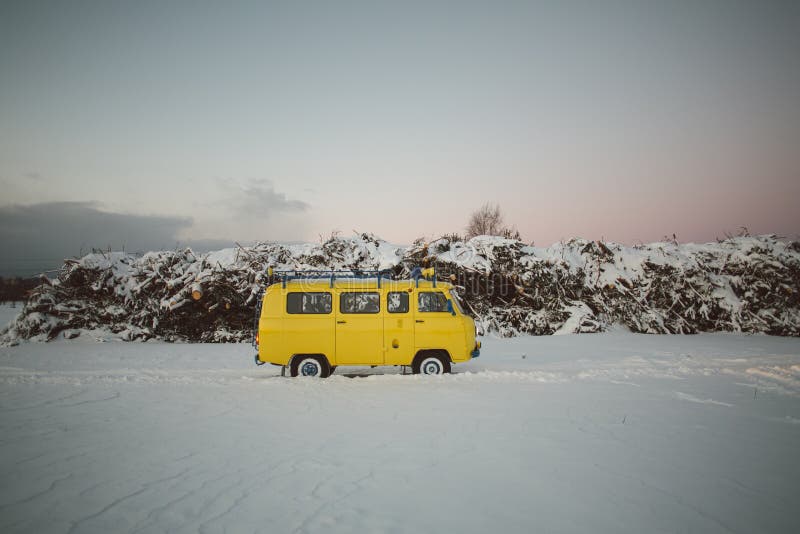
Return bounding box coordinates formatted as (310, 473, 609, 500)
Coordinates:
(291, 355, 330, 378)
(412, 353, 450, 375)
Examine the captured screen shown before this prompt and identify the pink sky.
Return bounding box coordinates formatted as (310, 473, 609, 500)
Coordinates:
(1, 0, 798, 267)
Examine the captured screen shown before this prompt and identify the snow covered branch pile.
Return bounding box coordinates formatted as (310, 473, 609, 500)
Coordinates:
(420, 234, 800, 336)
(0, 234, 402, 343)
(1, 233, 798, 344)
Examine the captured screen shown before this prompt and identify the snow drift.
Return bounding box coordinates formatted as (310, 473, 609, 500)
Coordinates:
(1, 233, 798, 344)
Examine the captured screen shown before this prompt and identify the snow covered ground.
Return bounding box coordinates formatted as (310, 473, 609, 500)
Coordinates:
(0, 303, 21, 330)
(1, 303, 799, 533)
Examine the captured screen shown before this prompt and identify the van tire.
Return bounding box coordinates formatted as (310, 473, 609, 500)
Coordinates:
(412, 351, 451, 375)
(290, 355, 330, 378)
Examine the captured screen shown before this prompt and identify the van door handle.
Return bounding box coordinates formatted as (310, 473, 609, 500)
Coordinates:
(337, 320, 347, 324)
(415, 320, 425, 323)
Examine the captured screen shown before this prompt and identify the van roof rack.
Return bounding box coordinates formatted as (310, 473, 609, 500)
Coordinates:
(266, 265, 438, 289)
(268, 268, 393, 288)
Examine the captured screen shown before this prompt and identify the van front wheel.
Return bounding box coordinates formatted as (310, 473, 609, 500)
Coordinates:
(291, 355, 330, 378)
(413, 354, 451, 375)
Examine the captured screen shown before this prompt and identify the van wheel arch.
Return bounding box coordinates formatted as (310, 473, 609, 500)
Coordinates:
(412, 350, 451, 375)
(289, 354, 331, 378)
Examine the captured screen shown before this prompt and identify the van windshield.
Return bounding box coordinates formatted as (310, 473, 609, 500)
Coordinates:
(449, 290, 466, 315)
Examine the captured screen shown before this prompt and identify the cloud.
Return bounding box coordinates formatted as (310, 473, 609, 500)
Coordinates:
(224, 179, 309, 218)
(0, 179, 314, 276)
(181, 179, 313, 243)
(0, 201, 230, 276)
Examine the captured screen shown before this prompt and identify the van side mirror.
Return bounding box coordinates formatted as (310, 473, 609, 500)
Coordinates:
(446, 300, 456, 316)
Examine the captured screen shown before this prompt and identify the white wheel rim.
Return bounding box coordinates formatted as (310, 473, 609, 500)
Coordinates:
(420, 357, 443, 375)
(299, 359, 321, 377)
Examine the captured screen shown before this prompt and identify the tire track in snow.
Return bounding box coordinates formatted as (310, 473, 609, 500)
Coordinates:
(0, 473, 73, 512)
(129, 470, 232, 533)
(59, 391, 121, 407)
(2, 359, 800, 395)
(66, 467, 192, 534)
(291, 469, 376, 534)
(0, 387, 88, 411)
(196, 480, 248, 534)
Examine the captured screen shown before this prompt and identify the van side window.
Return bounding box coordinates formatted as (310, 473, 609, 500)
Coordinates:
(287, 292, 332, 314)
(387, 291, 409, 313)
(418, 292, 448, 312)
(340, 292, 380, 314)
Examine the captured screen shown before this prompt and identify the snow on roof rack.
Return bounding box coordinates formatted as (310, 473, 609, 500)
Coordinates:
(267, 268, 394, 288)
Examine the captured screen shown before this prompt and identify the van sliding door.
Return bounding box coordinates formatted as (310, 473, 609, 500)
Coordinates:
(384, 290, 414, 365)
(335, 291, 383, 365)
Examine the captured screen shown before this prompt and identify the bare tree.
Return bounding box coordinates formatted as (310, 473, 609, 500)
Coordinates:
(500, 226, 521, 240)
(466, 203, 513, 239)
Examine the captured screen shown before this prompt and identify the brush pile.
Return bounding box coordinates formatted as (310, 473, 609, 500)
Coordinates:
(2, 233, 798, 344)
(423, 234, 800, 336)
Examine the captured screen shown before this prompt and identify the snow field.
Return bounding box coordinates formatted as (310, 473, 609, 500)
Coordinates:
(1, 330, 799, 533)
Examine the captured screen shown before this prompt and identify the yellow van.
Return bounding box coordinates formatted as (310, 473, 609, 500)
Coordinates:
(254, 273, 480, 377)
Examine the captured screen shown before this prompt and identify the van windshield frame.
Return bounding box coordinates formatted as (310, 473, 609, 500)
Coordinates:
(449, 289, 466, 314)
